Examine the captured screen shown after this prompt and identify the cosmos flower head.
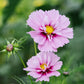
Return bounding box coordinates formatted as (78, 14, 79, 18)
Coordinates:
(27, 9, 73, 52)
(23, 52, 63, 82)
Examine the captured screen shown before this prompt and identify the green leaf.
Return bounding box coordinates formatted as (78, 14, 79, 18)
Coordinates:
(12, 75, 26, 84)
(70, 65, 84, 75)
(0, 49, 6, 52)
(6, 40, 10, 45)
(11, 39, 16, 44)
(8, 51, 12, 58)
(12, 76, 22, 84)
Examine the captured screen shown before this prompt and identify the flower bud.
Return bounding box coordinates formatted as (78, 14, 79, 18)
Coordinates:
(6, 44, 13, 52)
(63, 72, 69, 76)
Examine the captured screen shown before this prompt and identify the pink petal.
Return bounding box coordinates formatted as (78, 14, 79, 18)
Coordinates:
(27, 56, 40, 69)
(23, 67, 33, 71)
(49, 54, 60, 66)
(58, 28, 73, 39)
(45, 9, 59, 25)
(52, 36, 69, 48)
(37, 52, 60, 68)
(46, 52, 52, 66)
(38, 40, 57, 52)
(27, 10, 45, 31)
(52, 61, 63, 71)
(42, 15, 50, 26)
(56, 15, 70, 29)
(28, 31, 46, 45)
(28, 71, 41, 78)
(37, 52, 47, 64)
(47, 71, 60, 77)
(44, 52, 60, 67)
(36, 75, 49, 82)
(23, 67, 41, 72)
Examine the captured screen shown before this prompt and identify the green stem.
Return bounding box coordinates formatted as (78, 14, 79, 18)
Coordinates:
(16, 52, 26, 68)
(18, 36, 28, 45)
(16, 52, 33, 84)
(28, 76, 33, 84)
(31, 28, 37, 55)
(34, 41, 37, 55)
(62, 78, 66, 84)
(39, 81, 42, 84)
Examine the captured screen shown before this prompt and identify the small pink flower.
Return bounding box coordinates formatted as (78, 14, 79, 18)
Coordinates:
(27, 9, 73, 52)
(23, 52, 63, 82)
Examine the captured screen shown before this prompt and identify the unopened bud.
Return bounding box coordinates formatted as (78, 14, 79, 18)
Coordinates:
(63, 72, 69, 76)
(6, 44, 13, 52)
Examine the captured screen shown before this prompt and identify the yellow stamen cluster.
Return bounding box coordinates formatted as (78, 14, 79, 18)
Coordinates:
(46, 26, 54, 35)
(40, 63, 47, 70)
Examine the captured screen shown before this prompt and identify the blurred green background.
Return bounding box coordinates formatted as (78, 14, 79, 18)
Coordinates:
(0, 0, 84, 84)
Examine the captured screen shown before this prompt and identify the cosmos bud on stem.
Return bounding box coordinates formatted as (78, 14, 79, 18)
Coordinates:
(0, 39, 21, 58)
(63, 72, 69, 76)
(6, 44, 13, 52)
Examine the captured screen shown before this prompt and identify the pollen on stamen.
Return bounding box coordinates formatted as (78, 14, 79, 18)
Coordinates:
(40, 63, 47, 70)
(46, 26, 54, 35)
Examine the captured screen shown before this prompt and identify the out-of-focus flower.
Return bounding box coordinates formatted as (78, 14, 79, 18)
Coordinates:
(0, 0, 8, 26)
(23, 52, 63, 82)
(63, 72, 69, 76)
(1, 39, 20, 58)
(27, 9, 73, 52)
(0, 0, 8, 9)
(33, 0, 45, 7)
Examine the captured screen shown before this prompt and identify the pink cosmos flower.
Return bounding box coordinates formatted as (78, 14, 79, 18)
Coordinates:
(23, 52, 63, 82)
(27, 9, 73, 52)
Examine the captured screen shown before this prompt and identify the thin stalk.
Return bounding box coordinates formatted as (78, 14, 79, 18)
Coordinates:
(30, 28, 37, 55)
(34, 41, 37, 55)
(17, 52, 26, 68)
(16, 52, 33, 84)
(39, 81, 42, 84)
(62, 78, 66, 84)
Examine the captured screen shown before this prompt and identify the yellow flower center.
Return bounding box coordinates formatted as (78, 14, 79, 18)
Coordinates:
(40, 63, 47, 70)
(46, 26, 54, 35)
